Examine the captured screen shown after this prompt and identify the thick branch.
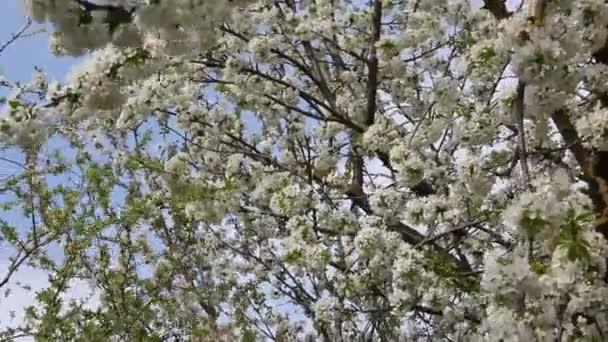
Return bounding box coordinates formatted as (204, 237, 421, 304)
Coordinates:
(73, 0, 134, 32)
(346, 179, 472, 274)
(550, 111, 590, 179)
(482, 0, 510, 19)
(550, 110, 608, 239)
(364, 0, 382, 126)
(514, 82, 530, 185)
(376, 150, 436, 196)
(593, 37, 608, 64)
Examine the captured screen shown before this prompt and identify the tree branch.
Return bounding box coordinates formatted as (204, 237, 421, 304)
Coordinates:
(346, 177, 473, 274)
(0, 17, 33, 55)
(415, 221, 483, 248)
(482, 0, 510, 20)
(364, 0, 382, 126)
(514, 81, 530, 185)
(73, 0, 134, 32)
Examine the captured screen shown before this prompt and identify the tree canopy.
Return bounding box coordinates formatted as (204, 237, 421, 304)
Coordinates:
(2, 0, 608, 340)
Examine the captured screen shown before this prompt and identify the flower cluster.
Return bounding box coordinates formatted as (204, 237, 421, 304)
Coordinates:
(4, 0, 608, 340)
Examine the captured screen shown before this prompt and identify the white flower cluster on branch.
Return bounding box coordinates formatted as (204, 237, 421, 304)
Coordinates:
(23, 0, 253, 55)
(2, 0, 608, 340)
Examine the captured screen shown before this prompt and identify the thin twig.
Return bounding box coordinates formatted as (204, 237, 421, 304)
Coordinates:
(514, 81, 530, 186)
(0, 18, 33, 55)
(415, 221, 482, 248)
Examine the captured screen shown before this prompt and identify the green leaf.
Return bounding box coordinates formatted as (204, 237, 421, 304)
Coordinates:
(519, 209, 547, 236)
(530, 258, 550, 275)
(554, 208, 592, 262)
(242, 330, 257, 342)
(284, 249, 302, 265)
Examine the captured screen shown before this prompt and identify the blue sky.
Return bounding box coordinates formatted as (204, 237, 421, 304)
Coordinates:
(0, 1, 77, 82)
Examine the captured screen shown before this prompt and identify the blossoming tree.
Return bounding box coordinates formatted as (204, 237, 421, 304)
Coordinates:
(2, 0, 608, 340)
